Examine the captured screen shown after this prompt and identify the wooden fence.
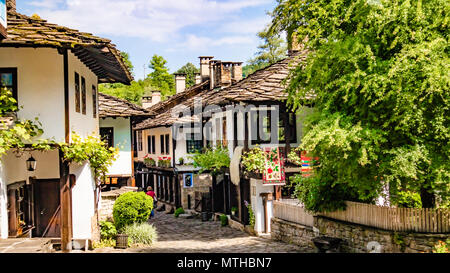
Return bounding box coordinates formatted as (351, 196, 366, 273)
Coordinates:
(273, 200, 450, 233)
(273, 200, 314, 227)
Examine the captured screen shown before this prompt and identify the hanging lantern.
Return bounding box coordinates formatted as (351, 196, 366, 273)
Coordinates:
(26, 156, 37, 171)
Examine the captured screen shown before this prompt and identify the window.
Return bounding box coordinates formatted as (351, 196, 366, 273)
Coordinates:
(81, 76, 86, 115)
(160, 134, 170, 155)
(165, 134, 170, 155)
(100, 127, 114, 148)
(147, 135, 156, 154)
(137, 131, 143, 151)
(92, 85, 97, 118)
(186, 123, 203, 154)
(1, 68, 18, 103)
(160, 135, 164, 154)
(186, 134, 203, 154)
(251, 108, 297, 144)
(74, 72, 80, 113)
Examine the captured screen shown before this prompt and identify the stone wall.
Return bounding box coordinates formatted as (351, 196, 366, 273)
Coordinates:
(179, 173, 212, 210)
(271, 218, 316, 249)
(99, 187, 137, 222)
(271, 216, 449, 253)
(314, 216, 449, 253)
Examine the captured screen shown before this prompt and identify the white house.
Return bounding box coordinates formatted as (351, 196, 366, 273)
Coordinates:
(98, 92, 153, 190)
(0, 0, 132, 251)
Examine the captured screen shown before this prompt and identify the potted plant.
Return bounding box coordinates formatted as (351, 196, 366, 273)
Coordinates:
(178, 157, 184, 165)
(231, 207, 237, 217)
(144, 155, 156, 167)
(158, 156, 171, 168)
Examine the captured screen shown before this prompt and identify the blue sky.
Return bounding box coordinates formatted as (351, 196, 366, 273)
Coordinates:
(17, 0, 278, 80)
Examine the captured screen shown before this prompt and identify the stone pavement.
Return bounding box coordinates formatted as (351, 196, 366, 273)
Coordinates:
(91, 212, 316, 253)
(0, 238, 51, 253)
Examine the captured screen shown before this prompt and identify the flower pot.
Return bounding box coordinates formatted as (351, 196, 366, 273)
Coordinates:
(231, 211, 236, 217)
(201, 212, 210, 222)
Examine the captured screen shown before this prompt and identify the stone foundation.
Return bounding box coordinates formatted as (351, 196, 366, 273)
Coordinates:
(179, 173, 212, 210)
(271, 218, 316, 249)
(314, 216, 449, 253)
(271, 216, 449, 253)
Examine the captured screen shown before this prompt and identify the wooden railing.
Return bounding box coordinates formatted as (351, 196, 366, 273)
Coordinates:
(273, 200, 314, 227)
(319, 201, 450, 233)
(273, 200, 450, 233)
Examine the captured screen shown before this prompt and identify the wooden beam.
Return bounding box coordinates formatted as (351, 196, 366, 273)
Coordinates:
(59, 149, 72, 252)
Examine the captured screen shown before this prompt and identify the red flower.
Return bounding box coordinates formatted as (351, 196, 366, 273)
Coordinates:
(267, 168, 273, 174)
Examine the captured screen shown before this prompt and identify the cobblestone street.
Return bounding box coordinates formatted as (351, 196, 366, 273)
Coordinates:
(92, 212, 316, 253)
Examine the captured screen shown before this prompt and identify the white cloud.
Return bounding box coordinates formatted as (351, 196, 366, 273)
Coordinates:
(29, 0, 272, 43)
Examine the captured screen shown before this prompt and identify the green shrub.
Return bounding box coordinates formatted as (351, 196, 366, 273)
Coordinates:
(100, 221, 117, 240)
(393, 191, 422, 208)
(123, 222, 158, 247)
(92, 238, 116, 249)
(220, 214, 228, 226)
(174, 207, 185, 218)
(113, 192, 153, 230)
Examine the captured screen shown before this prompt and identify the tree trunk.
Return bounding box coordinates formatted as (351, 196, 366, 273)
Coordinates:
(420, 187, 435, 208)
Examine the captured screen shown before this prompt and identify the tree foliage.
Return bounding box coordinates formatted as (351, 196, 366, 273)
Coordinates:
(148, 54, 175, 100)
(272, 0, 449, 210)
(175, 62, 200, 88)
(243, 26, 287, 78)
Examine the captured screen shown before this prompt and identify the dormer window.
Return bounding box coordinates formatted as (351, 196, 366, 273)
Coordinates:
(0, 68, 18, 102)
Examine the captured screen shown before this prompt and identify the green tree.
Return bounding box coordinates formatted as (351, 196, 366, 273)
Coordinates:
(243, 26, 287, 77)
(120, 51, 134, 76)
(272, 0, 449, 210)
(175, 62, 200, 88)
(148, 54, 175, 100)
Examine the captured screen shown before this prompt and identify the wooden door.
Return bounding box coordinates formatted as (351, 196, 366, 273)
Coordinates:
(33, 179, 61, 237)
(7, 189, 17, 237)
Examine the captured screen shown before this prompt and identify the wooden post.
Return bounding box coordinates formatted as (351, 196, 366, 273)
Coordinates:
(59, 149, 72, 252)
(244, 112, 249, 151)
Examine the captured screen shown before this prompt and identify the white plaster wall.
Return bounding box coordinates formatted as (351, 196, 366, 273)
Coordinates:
(68, 51, 99, 139)
(70, 162, 96, 239)
(0, 47, 65, 141)
(100, 117, 132, 176)
(138, 127, 172, 163)
(250, 178, 274, 234)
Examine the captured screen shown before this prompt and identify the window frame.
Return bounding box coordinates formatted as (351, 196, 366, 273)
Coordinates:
(92, 84, 97, 118)
(100, 127, 114, 148)
(0, 67, 18, 103)
(81, 76, 86, 115)
(74, 72, 80, 113)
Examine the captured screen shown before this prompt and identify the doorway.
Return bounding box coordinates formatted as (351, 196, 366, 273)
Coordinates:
(32, 179, 61, 238)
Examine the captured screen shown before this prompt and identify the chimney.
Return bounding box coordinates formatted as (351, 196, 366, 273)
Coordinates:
(199, 56, 214, 82)
(151, 92, 161, 106)
(287, 28, 303, 56)
(7, 0, 16, 12)
(221, 62, 233, 86)
(174, 73, 186, 93)
(209, 60, 218, 90)
(194, 73, 201, 85)
(142, 96, 153, 109)
(232, 62, 243, 82)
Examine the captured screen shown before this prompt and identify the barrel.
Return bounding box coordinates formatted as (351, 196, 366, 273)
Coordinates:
(115, 234, 129, 249)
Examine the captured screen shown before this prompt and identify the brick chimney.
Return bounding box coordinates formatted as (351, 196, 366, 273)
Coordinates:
(7, 0, 16, 12)
(221, 62, 233, 86)
(231, 62, 243, 83)
(195, 73, 201, 85)
(174, 73, 186, 93)
(199, 56, 213, 82)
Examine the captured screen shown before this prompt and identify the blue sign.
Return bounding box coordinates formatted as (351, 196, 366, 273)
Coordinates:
(183, 173, 194, 188)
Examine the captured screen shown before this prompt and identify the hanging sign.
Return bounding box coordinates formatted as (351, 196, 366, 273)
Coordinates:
(262, 147, 286, 186)
(0, 0, 6, 39)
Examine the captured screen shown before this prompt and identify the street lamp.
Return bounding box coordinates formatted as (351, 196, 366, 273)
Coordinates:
(26, 155, 36, 172)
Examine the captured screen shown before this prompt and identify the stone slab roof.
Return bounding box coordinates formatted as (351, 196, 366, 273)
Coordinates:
(134, 50, 310, 130)
(99, 93, 154, 118)
(0, 5, 133, 84)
